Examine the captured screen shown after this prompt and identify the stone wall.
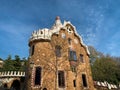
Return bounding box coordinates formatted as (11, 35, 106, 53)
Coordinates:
(27, 26, 94, 90)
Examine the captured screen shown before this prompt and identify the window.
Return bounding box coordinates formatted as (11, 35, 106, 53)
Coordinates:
(41, 31, 43, 34)
(80, 54, 84, 63)
(69, 50, 77, 61)
(68, 38, 72, 45)
(82, 74, 87, 87)
(67, 27, 73, 33)
(71, 66, 76, 72)
(61, 33, 66, 39)
(55, 46, 61, 57)
(73, 80, 76, 87)
(34, 67, 42, 86)
(31, 45, 35, 56)
(58, 71, 65, 87)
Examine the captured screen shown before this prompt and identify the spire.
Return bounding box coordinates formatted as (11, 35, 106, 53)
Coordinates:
(55, 16, 62, 26)
(51, 16, 62, 29)
(56, 16, 60, 20)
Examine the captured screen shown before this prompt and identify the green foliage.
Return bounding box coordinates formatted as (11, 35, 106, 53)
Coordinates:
(1, 55, 28, 72)
(88, 46, 120, 85)
(14, 55, 21, 70)
(2, 55, 15, 71)
(88, 46, 104, 64)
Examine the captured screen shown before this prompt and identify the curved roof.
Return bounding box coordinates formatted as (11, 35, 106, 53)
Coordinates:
(29, 17, 90, 55)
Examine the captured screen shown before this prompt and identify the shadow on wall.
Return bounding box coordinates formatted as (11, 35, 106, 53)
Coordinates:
(10, 80, 20, 90)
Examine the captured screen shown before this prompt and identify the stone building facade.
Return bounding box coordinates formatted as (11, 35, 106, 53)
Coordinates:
(26, 17, 94, 90)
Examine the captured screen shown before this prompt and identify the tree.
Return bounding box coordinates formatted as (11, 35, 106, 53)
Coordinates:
(88, 46, 104, 64)
(14, 55, 21, 70)
(2, 55, 15, 71)
(88, 45, 120, 85)
(2, 55, 27, 71)
(20, 57, 28, 71)
(91, 56, 120, 84)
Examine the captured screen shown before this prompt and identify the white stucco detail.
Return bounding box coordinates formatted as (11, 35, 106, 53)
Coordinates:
(29, 17, 90, 55)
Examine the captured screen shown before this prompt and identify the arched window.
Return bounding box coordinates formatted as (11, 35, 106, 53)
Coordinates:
(43, 88, 47, 90)
(34, 67, 42, 86)
(55, 45, 61, 57)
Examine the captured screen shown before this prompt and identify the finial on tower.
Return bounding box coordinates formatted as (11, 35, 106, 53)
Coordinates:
(56, 16, 60, 20)
(51, 16, 62, 29)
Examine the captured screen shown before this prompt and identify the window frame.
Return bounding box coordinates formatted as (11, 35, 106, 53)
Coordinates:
(69, 49, 77, 61)
(34, 66, 42, 86)
(58, 71, 65, 88)
(73, 79, 76, 87)
(80, 54, 84, 63)
(82, 74, 88, 87)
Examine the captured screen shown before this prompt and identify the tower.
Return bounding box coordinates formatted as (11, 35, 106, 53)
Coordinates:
(26, 17, 94, 90)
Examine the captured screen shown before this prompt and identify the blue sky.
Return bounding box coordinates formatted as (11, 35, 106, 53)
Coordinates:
(0, 0, 120, 59)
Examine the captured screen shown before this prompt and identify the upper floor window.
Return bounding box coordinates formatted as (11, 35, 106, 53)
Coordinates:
(69, 49, 77, 61)
(58, 71, 65, 87)
(55, 45, 61, 57)
(31, 45, 35, 56)
(34, 67, 42, 86)
(82, 74, 88, 87)
(67, 26, 73, 34)
(68, 38, 72, 45)
(80, 54, 84, 63)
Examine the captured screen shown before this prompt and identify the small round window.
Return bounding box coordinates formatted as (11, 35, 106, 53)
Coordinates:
(61, 33, 66, 39)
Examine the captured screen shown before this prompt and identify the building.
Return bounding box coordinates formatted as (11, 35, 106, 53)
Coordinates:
(26, 16, 94, 90)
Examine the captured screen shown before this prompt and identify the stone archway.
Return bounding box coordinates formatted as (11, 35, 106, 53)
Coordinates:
(10, 80, 20, 90)
(43, 87, 47, 90)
